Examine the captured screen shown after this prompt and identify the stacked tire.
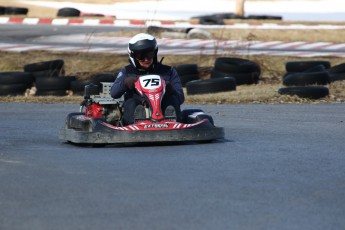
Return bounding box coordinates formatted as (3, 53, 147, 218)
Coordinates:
(186, 77, 236, 95)
(278, 61, 331, 99)
(185, 57, 261, 96)
(57, 7, 81, 17)
(192, 13, 244, 25)
(211, 57, 261, 85)
(326, 62, 345, 82)
(175, 64, 200, 87)
(71, 72, 117, 95)
(191, 13, 281, 25)
(24, 59, 74, 96)
(0, 72, 34, 96)
(0, 6, 28, 15)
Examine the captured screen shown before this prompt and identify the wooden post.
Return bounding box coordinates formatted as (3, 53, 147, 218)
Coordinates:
(235, 0, 245, 16)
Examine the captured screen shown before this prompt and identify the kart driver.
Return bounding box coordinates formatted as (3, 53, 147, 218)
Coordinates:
(110, 33, 184, 125)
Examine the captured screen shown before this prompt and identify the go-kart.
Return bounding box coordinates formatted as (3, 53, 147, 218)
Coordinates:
(59, 75, 224, 145)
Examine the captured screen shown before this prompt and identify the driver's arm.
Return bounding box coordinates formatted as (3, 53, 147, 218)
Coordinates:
(110, 69, 127, 99)
(168, 67, 185, 105)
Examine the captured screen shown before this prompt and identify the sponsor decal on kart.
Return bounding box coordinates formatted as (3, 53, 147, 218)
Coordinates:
(99, 119, 208, 131)
(144, 123, 169, 129)
(76, 115, 92, 121)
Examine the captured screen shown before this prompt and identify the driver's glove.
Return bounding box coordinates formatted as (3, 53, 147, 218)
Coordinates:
(124, 77, 138, 90)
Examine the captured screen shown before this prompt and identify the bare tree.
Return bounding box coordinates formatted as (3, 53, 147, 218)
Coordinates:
(235, 0, 245, 16)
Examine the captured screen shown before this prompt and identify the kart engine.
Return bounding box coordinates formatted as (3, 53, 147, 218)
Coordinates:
(81, 83, 123, 125)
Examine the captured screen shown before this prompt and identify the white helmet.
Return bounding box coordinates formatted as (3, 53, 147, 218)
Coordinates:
(128, 33, 158, 71)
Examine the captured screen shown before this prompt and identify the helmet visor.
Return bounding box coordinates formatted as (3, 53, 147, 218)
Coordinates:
(134, 50, 155, 61)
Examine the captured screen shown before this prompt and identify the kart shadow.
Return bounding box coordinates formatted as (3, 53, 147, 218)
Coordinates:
(64, 138, 232, 148)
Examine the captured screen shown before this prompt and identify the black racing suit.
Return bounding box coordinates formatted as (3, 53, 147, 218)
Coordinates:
(110, 63, 184, 125)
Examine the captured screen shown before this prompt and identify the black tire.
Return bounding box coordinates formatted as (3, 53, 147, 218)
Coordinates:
(0, 84, 30, 96)
(31, 70, 63, 80)
(303, 64, 326, 73)
(0, 6, 6, 15)
(214, 57, 261, 74)
(211, 68, 259, 85)
(175, 64, 200, 86)
(179, 74, 199, 87)
(0, 72, 34, 84)
(92, 72, 117, 84)
(329, 73, 345, 82)
(35, 77, 75, 91)
(283, 71, 331, 86)
(5, 7, 28, 15)
(211, 13, 244, 19)
(35, 90, 68, 96)
(246, 15, 282, 20)
(278, 86, 329, 99)
(197, 15, 224, 25)
(186, 77, 236, 95)
(71, 79, 94, 95)
(57, 7, 81, 17)
(24, 59, 64, 72)
(175, 64, 199, 76)
(285, 61, 331, 72)
(146, 26, 175, 34)
(327, 63, 345, 74)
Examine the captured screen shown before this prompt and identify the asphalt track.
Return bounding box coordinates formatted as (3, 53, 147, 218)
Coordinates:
(1, 24, 345, 57)
(1, 103, 344, 230)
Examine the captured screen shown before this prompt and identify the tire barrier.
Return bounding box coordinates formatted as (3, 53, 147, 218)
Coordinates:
(0, 7, 28, 15)
(285, 61, 331, 73)
(326, 62, 345, 82)
(175, 64, 200, 87)
(35, 76, 76, 96)
(57, 7, 81, 17)
(192, 13, 245, 25)
(283, 68, 331, 86)
(1, 57, 343, 100)
(0, 72, 34, 96)
(186, 77, 236, 95)
(0, 59, 117, 97)
(246, 15, 282, 20)
(278, 86, 330, 99)
(279, 60, 332, 99)
(192, 13, 281, 25)
(70, 72, 117, 95)
(211, 57, 261, 85)
(146, 26, 212, 39)
(24, 59, 65, 80)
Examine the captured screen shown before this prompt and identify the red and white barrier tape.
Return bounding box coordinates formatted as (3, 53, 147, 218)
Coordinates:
(1, 38, 345, 57)
(1, 16, 345, 30)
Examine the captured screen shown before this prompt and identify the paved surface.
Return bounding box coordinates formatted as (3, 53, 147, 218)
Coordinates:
(1, 24, 345, 57)
(0, 103, 344, 230)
